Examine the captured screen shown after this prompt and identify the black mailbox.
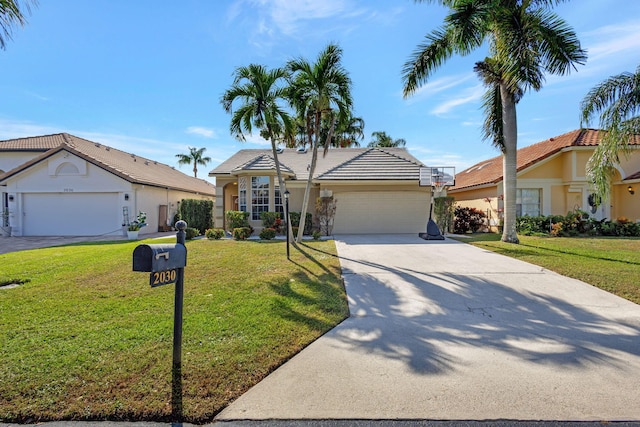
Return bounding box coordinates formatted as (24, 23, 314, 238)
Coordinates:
(133, 243, 187, 272)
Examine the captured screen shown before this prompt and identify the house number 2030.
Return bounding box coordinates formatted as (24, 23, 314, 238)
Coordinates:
(150, 269, 177, 287)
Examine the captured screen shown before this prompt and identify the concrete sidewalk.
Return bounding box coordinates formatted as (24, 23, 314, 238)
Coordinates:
(216, 234, 640, 421)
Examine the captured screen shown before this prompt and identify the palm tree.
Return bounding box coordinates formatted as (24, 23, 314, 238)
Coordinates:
(580, 64, 640, 200)
(287, 43, 353, 242)
(221, 64, 293, 194)
(331, 114, 365, 148)
(367, 131, 406, 148)
(402, 0, 586, 243)
(175, 146, 211, 178)
(0, 0, 37, 50)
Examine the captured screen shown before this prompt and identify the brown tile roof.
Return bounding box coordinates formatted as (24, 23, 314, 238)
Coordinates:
(0, 133, 67, 151)
(210, 147, 426, 181)
(625, 170, 640, 181)
(0, 133, 216, 195)
(451, 129, 640, 191)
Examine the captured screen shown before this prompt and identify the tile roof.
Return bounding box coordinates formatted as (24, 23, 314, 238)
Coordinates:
(317, 148, 423, 180)
(232, 154, 295, 176)
(0, 133, 216, 195)
(210, 147, 426, 181)
(451, 129, 640, 191)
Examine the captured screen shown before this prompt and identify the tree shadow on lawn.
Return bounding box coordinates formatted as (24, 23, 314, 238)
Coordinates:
(302, 242, 640, 375)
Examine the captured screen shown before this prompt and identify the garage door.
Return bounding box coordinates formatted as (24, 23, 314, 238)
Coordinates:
(23, 193, 120, 236)
(332, 191, 429, 234)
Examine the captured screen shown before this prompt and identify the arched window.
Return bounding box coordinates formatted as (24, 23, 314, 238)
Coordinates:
(55, 162, 80, 175)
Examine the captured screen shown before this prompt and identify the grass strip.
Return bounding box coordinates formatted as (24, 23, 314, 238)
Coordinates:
(451, 234, 640, 304)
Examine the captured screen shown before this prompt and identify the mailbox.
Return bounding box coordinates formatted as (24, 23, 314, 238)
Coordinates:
(133, 243, 187, 273)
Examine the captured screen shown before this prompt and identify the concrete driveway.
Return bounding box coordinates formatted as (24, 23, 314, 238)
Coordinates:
(216, 234, 640, 421)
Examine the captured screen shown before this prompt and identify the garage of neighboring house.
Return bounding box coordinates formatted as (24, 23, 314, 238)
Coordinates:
(331, 190, 429, 234)
(22, 192, 120, 236)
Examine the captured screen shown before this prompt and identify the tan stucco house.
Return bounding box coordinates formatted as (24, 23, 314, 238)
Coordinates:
(449, 129, 640, 228)
(0, 133, 216, 236)
(209, 147, 431, 234)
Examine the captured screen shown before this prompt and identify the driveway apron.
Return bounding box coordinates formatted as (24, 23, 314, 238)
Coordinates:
(216, 234, 640, 421)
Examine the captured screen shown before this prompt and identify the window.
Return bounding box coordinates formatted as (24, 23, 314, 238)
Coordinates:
(274, 186, 283, 216)
(238, 177, 247, 212)
(516, 189, 541, 217)
(251, 176, 269, 220)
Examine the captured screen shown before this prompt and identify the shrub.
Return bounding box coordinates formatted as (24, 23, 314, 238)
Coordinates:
(259, 227, 277, 240)
(226, 211, 250, 231)
(260, 212, 282, 232)
(185, 227, 199, 240)
(205, 228, 225, 239)
(315, 196, 337, 236)
(454, 207, 486, 234)
(433, 196, 455, 234)
(233, 227, 252, 240)
(312, 230, 322, 240)
(179, 199, 214, 234)
(289, 212, 313, 235)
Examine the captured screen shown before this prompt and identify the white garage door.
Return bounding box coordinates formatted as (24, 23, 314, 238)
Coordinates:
(332, 191, 429, 234)
(23, 193, 120, 236)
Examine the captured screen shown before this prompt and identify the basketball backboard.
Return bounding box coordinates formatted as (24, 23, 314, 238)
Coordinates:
(419, 166, 455, 188)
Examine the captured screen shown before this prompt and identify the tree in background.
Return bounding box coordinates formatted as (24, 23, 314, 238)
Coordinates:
(175, 146, 211, 178)
(0, 0, 37, 50)
(402, 0, 586, 243)
(367, 131, 406, 148)
(580, 64, 640, 200)
(287, 43, 353, 243)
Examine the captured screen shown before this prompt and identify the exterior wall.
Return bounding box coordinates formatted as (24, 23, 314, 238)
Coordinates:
(133, 186, 213, 234)
(0, 151, 41, 174)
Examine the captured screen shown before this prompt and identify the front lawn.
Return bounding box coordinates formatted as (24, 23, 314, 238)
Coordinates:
(451, 234, 640, 304)
(0, 238, 348, 423)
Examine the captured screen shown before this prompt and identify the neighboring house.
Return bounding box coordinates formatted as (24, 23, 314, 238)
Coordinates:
(449, 129, 640, 229)
(209, 147, 430, 234)
(0, 133, 216, 236)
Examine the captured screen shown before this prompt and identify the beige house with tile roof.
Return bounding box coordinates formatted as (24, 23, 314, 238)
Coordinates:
(0, 133, 215, 236)
(449, 129, 640, 230)
(209, 147, 432, 234)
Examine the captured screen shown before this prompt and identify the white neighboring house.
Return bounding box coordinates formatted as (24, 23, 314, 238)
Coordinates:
(0, 133, 216, 237)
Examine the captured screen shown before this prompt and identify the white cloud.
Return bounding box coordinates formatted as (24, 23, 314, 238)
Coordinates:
(186, 126, 217, 138)
(430, 84, 485, 116)
(584, 20, 640, 63)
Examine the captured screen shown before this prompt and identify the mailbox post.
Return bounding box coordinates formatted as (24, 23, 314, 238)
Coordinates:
(132, 220, 187, 422)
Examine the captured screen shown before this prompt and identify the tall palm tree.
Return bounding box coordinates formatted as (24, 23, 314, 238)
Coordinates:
(332, 114, 365, 148)
(0, 0, 36, 50)
(175, 146, 211, 178)
(221, 64, 293, 194)
(580, 64, 640, 200)
(367, 131, 406, 148)
(287, 43, 353, 243)
(402, 0, 586, 243)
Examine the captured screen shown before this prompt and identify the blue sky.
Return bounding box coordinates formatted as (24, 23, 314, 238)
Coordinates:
(2, 0, 640, 184)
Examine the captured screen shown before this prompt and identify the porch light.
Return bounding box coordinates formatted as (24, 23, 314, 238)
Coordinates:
(284, 190, 290, 260)
(628, 185, 635, 195)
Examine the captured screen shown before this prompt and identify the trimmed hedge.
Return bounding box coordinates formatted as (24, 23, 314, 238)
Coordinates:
(289, 211, 312, 235)
(226, 210, 250, 231)
(259, 228, 277, 240)
(205, 228, 225, 239)
(179, 199, 214, 234)
(516, 211, 640, 237)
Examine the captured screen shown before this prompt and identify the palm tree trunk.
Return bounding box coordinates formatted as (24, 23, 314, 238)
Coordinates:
(268, 130, 293, 244)
(500, 84, 520, 244)
(296, 114, 336, 243)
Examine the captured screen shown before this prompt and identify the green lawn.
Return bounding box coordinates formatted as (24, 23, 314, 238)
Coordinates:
(0, 238, 348, 423)
(451, 234, 640, 305)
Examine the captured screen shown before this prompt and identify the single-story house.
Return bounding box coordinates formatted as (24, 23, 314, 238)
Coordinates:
(209, 147, 431, 234)
(449, 129, 640, 227)
(0, 133, 216, 236)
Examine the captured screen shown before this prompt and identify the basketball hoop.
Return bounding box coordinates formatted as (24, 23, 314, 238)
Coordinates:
(418, 166, 456, 241)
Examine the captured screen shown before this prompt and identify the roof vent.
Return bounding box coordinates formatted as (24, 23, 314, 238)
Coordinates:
(144, 161, 149, 166)
(297, 147, 308, 154)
